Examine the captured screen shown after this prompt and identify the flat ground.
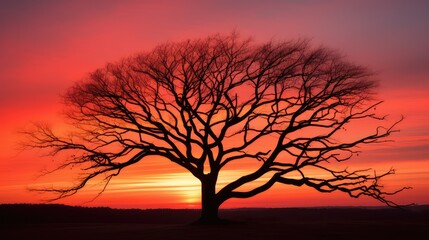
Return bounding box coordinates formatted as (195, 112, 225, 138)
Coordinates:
(1, 204, 428, 240)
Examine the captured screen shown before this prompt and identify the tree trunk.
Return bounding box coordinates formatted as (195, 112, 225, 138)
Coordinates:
(197, 175, 221, 224)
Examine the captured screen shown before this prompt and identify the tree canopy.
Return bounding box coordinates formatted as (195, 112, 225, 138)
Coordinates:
(24, 33, 406, 223)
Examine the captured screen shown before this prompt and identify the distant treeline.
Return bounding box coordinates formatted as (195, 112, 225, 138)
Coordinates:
(1, 204, 429, 224)
(0, 204, 200, 224)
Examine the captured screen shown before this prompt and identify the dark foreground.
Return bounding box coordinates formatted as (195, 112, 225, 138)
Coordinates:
(1, 204, 429, 240)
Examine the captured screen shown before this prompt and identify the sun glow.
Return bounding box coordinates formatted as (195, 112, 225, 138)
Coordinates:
(104, 170, 274, 207)
(108, 173, 201, 206)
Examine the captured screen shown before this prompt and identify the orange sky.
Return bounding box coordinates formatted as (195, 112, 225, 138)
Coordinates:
(1, 0, 428, 209)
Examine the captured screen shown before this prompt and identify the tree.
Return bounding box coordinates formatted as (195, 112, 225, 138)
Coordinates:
(24, 33, 407, 223)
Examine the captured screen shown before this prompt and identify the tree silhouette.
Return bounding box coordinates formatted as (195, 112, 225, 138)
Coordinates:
(24, 33, 407, 223)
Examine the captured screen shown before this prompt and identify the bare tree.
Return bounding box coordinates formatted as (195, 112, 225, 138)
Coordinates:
(24, 33, 407, 223)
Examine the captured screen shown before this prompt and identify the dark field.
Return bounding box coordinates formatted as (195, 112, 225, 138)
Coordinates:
(1, 204, 428, 240)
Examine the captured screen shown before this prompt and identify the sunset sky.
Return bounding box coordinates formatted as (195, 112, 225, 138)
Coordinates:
(1, 0, 428, 209)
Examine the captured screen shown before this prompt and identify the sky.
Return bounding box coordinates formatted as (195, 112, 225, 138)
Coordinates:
(0, 0, 428, 209)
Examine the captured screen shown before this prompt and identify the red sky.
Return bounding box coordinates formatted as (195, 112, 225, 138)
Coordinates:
(1, 0, 428, 209)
